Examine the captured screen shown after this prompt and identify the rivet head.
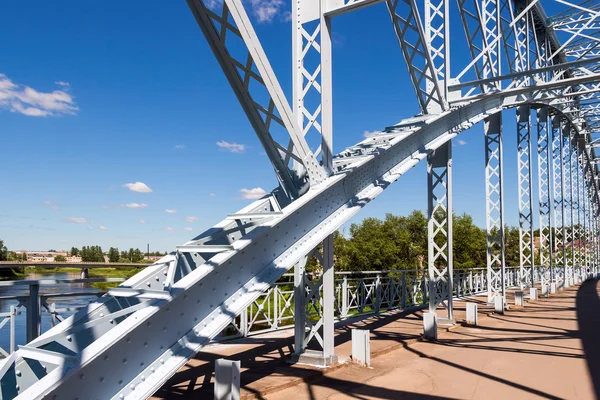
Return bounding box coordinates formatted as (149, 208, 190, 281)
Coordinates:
(130, 384, 136, 390)
(100, 377, 105, 383)
(80, 374, 85, 380)
(123, 358, 128, 364)
(67, 335, 72, 341)
(15, 370, 21, 377)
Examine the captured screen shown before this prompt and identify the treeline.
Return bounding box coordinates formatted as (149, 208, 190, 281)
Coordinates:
(310, 211, 528, 272)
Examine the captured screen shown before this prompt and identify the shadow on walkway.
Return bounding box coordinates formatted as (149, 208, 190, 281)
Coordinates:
(576, 279, 600, 399)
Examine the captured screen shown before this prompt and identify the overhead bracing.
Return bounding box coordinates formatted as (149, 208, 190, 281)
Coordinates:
(3, 1, 600, 399)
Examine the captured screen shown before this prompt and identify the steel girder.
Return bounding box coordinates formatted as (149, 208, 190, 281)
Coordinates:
(537, 107, 553, 294)
(517, 105, 534, 288)
(427, 141, 453, 321)
(485, 112, 506, 303)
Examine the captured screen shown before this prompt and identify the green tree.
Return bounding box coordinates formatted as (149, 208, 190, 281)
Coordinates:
(0, 240, 7, 261)
(452, 213, 486, 269)
(55, 255, 66, 262)
(108, 247, 120, 263)
(70, 247, 80, 257)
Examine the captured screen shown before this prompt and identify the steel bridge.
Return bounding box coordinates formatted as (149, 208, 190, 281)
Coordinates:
(2, 0, 600, 398)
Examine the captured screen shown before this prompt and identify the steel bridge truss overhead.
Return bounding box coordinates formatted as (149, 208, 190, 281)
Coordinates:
(3, 0, 600, 399)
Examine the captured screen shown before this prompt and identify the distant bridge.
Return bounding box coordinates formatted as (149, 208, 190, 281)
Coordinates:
(0, 261, 151, 270)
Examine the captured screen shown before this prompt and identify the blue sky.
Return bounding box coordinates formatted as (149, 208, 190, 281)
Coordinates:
(0, 0, 561, 252)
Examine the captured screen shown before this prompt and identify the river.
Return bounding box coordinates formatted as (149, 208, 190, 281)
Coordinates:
(0, 271, 103, 354)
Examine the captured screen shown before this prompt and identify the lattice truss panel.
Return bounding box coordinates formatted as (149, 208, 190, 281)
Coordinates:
(562, 125, 574, 284)
(186, 0, 324, 201)
(537, 107, 553, 290)
(485, 113, 506, 303)
(517, 105, 534, 288)
(552, 116, 565, 282)
(387, 0, 447, 113)
(427, 142, 453, 319)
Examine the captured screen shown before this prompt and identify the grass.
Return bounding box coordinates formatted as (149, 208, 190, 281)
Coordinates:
(8, 266, 144, 290)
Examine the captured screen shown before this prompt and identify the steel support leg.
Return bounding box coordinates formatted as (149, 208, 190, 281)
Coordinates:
(292, 236, 337, 366)
(427, 141, 453, 323)
(537, 107, 552, 294)
(517, 105, 534, 289)
(562, 124, 573, 287)
(551, 115, 564, 286)
(485, 112, 506, 304)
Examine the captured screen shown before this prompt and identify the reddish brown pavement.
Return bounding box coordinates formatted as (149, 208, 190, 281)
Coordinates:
(153, 280, 600, 399)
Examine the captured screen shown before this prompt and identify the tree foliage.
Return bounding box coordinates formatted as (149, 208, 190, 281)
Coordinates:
(81, 246, 104, 262)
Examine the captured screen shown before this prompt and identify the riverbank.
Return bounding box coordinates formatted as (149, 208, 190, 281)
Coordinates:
(5, 266, 142, 289)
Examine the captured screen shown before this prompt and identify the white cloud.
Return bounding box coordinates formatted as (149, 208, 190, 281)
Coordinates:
(457, 139, 467, 146)
(184, 227, 193, 231)
(174, 144, 185, 149)
(55, 81, 70, 87)
(364, 130, 381, 138)
(166, 227, 173, 231)
(139, 220, 146, 224)
(66, 217, 88, 224)
(42, 200, 60, 211)
(122, 182, 153, 193)
(0, 74, 78, 117)
(122, 203, 148, 209)
(165, 209, 177, 214)
(216, 140, 245, 153)
(240, 187, 268, 200)
(209, 193, 216, 197)
(185, 216, 198, 223)
(99, 226, 108, 231)
(249, 0, 285, 23)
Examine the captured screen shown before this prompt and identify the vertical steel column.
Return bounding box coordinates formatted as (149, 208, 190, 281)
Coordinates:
(322, 234, 335, 359)
(537, 107, 552, 293)
(562, 125, 572, 287)
(485, 112, 506, 304)
(293, 256, 308, 356)
(570, 135, 579, 281)
(574, 145, 582, 275)
(27, 283, 41, 343)
(551, 115, 563, 285)
(427, 141, 453, 322)
(517, 105, 534, 288)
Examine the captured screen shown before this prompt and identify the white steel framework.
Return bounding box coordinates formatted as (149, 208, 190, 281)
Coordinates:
(3, 1, 600, 399)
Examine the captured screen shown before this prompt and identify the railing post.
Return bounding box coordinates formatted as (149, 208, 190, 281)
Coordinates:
(27, 283, 41, 343)
(10, 305, 16, 354)
(401, 271, 407, 309)
(375, 274, 381, 313)
(273, 286, 279, 330)
(341, 275, 348, 319)
(240, 307, 249, 337)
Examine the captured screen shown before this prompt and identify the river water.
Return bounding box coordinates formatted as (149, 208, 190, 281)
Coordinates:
(0, 272, 102, 354)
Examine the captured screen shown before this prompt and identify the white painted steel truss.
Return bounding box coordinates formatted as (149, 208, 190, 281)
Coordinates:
(3, 1, 600, 399)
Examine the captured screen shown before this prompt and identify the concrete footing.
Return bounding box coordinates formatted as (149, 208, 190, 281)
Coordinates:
(551, 282, 557, 294)
(351, 329, 370, 366)
(494, 296, 505, 314)
(423, 312, 438, 340)
(291, 349, 338, 367)
(514, 291, 524, 307)
(215, 359, 241, 400)
(466, 302, 478, 325)
(530, 287, 538, 301)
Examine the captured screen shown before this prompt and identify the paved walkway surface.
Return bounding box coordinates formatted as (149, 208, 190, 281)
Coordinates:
(153, 280, 600, 399)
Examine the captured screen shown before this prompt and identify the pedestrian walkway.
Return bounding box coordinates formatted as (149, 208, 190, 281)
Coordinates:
(152, 280, 600, 399)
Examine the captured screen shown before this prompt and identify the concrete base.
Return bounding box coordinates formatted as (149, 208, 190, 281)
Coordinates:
(423, 312, 438, 340)
(290, 349, 338, 367)
(541, 284, 549, 297)
(351, 329, 370, 367)
(215, 359, 241, 400)
(551, 282, 557, 294)
(436, 316, 456, 327)
(494, 296, 505, 314)
(514, 291, 524, 307)
(466, 302, 478, 325)
(530, 287, 538, 301)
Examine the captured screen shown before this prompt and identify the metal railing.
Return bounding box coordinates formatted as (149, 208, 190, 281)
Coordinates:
(0, 278, 124, 357)
(217, 264, 588, 341)
(0, 265, 590, 356)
